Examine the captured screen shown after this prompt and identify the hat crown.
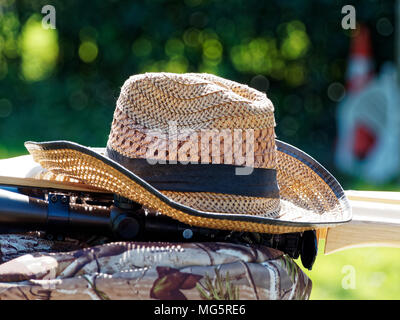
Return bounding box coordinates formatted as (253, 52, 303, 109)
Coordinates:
(117, 72, 275, 131)
(108, 72, 277, 170)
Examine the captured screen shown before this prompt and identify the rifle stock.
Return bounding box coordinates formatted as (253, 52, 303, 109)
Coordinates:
(323, 190, 400, 254)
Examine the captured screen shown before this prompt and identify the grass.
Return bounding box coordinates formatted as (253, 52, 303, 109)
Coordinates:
(297, 240, 400, 300)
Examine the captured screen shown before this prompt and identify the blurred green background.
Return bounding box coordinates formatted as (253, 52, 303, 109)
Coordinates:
(0, 0, 399, 299)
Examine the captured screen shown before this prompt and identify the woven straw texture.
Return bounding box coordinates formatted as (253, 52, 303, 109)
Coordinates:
(108, 107, 277, 169)
(107, 72, 279, 216)
(115, 72, 275, 132)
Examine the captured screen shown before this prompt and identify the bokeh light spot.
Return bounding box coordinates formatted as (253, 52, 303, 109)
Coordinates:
(1, 12, 20, 59)
(281, 21, 310, 60)
(132, 37, 152, 57)
(183, 28, 201, 47)
(19, 14, 59, 81)
(202, 38, 222, 61)
(79, 41, 98, 63)
(198, 62, 218, 74)
(69, 91, 88, 111)
(165, 56, 189, 73)
(230, 37, 279, 75)
(327, 82, 346, 102)
(376, 17, 393, 36)
(250, 75, 270, 92)
(165, 38, 185, 57)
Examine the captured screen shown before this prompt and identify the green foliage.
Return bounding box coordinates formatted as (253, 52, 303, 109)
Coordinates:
(0, 0, 395, 185)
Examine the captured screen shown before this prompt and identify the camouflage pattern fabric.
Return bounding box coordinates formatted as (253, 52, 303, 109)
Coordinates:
(0, 233, 312, 300)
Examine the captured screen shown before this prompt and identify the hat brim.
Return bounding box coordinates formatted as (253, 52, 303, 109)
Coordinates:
(24, 140, 351, 234)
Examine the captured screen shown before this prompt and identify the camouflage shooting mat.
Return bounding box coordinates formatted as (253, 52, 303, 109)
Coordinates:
(0, 233, 311, 300)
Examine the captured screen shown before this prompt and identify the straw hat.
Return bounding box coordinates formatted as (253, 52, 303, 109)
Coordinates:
(25, 73, 351, 234)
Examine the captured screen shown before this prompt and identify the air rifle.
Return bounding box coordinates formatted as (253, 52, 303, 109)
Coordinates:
(0, 174, 318, 270)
